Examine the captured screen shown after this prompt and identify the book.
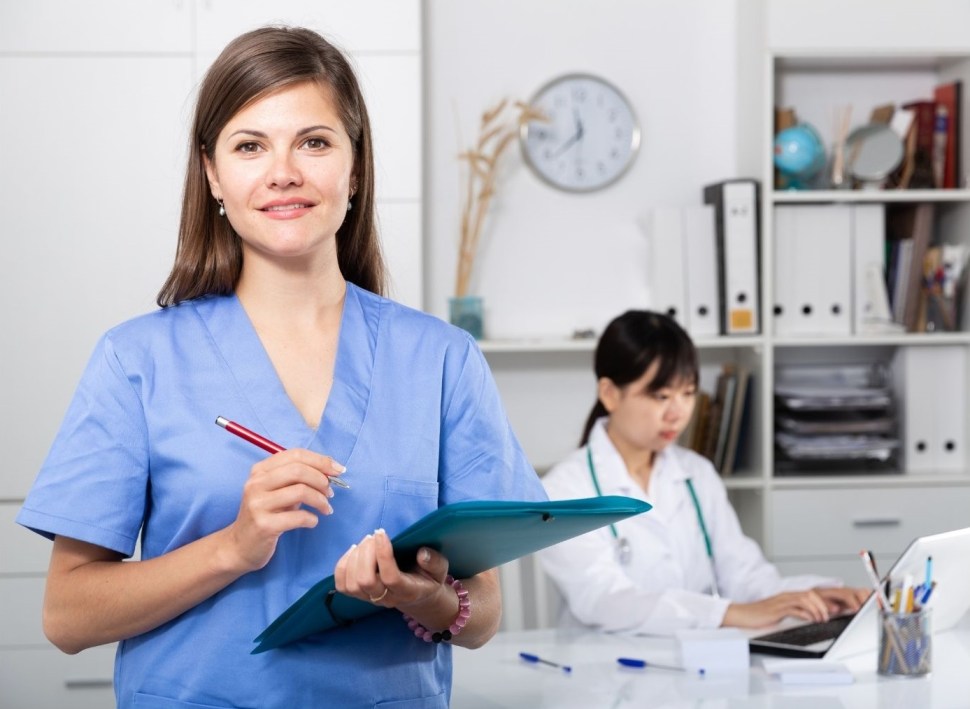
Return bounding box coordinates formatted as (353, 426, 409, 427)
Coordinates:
(720, 366, 751, 477)
(934, 81, 962, 189)
(901, 100, 938, 189)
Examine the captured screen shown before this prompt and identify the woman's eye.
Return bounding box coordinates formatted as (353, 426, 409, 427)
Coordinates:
(236, 142, 261, 154)
(304, 137, 329, 150)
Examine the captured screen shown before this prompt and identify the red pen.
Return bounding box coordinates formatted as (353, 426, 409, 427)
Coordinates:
(215, 416, 350, 489)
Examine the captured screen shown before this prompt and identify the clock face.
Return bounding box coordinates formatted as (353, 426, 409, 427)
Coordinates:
(520, 73, 640, 192)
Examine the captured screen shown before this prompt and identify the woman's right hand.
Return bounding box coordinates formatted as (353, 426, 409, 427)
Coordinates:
(722, 589, 832, 629)
(225, 448, 345, 572)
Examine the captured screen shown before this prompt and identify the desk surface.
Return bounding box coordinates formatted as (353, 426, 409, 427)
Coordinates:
(452, 617, 970, 708)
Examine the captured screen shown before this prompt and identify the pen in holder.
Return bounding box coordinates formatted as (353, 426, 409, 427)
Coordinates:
(878, 608, 931, 677)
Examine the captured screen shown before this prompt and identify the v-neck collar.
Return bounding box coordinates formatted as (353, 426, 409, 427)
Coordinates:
(192, 283, 378, 467)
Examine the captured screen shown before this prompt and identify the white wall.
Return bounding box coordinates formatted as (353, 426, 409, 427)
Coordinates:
(424, 0, 761, 339)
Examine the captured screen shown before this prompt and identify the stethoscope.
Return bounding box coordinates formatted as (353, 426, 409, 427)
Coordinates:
(586, 446, 721, 598)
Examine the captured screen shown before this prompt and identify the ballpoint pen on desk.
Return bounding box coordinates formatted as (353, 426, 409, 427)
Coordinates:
(215, 416, 350, 489)
(519, 652, 572, 674)
(617, 657, 706, 676)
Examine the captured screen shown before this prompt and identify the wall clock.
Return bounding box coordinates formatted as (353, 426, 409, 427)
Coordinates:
(520, 73, 640, 192)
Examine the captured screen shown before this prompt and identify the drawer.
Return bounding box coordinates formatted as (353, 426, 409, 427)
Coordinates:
(0, 576, 45, 645)
(0, 645, 115, 709)
(768, 485, 970, 558)
(0, 500, 52, 573)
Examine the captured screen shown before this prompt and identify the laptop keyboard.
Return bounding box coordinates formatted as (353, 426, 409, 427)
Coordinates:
(753, 613, 856, 647)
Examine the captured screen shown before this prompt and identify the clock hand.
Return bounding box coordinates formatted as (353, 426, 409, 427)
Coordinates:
(551, 109, 585, 158)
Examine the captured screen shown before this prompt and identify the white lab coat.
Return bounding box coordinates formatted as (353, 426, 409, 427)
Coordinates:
(538, 418, 840, 635)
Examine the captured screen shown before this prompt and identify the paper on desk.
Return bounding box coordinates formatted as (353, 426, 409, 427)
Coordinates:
(762, 659, 854, 685)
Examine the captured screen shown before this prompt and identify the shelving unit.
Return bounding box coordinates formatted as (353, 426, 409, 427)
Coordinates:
(758, 49, 970, 582)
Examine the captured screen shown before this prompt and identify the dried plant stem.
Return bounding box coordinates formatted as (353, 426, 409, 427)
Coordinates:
(455, 100, 545, 297)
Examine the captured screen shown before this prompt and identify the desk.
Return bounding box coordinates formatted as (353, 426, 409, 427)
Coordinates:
(452, 616, 970, 708)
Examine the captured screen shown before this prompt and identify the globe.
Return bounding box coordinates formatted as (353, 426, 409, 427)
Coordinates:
(773, 123, 826, 189)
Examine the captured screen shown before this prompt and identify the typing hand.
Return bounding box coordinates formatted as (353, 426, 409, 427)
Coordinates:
(722, 590, 832, 629)
(815, 586, 871, 615)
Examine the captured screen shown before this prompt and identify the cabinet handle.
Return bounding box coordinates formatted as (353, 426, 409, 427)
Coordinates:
(852, 518, 901, 528)
(64, 679, 113, 689)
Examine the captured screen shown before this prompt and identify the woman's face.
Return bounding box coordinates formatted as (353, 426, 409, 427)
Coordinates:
(203, 80, 355, 264)
(601, 359, 697, 454)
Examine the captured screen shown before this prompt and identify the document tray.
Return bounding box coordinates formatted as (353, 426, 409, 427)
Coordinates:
(253, 495, 650, 652)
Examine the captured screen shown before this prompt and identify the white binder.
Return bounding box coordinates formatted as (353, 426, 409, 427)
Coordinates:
(703, 180, 760, 335)
(852, 204, 901, 334)
(773, 205, 852, 336)
(683, 205, 720, 338)
(894, 346, 967, 473)
(644, 207, 688, 327)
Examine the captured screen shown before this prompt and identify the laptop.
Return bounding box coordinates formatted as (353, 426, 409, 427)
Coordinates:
(748, 526, 970, 659)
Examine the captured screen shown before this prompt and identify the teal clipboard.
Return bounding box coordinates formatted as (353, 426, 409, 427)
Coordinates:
(252, 495, 650, 653)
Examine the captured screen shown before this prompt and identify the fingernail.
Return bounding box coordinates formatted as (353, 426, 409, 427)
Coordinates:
(333, 462, 347, 473)
(327, 488, 334, 499)
(375, 528, 386, 537)
(419, 548, 431, 563)
(349, 543, 357, 551)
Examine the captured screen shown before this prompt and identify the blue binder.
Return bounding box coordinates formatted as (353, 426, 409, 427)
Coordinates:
(253, 495, 650, 652)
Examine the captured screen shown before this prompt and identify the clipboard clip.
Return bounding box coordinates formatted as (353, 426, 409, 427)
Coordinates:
(324, 589, 356, 628)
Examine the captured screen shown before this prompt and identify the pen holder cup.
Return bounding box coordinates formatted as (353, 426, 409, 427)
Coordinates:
(878, 609, 931, 677)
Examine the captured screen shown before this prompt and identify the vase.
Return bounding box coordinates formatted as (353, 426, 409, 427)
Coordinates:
(449, 295, 484, 340)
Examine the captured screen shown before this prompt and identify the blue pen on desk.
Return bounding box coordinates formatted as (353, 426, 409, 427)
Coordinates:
(617, 657, 705, 676)
(519, 652, 572, 673)
(925, 556, 933, 593)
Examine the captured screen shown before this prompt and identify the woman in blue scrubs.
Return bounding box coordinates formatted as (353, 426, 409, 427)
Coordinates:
(17, 26, 545, 708)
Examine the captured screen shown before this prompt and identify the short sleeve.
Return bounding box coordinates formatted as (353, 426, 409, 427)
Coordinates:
(437, 334, 546, 506)
(16, 331, 149, 557)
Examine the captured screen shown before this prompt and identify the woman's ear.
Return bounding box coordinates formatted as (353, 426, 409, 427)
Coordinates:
(598, 377, 620, 414)
(202, 148, 221, 201)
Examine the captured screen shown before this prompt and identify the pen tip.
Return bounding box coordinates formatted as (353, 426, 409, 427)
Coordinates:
(215, 416, 228, 428)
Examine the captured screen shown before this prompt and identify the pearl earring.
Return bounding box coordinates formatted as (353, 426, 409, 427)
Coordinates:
(346, 199, 352, 212)
(218, 200, 225, 217)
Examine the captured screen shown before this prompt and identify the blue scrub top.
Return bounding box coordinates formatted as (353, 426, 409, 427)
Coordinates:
(18, 283, 546, 709)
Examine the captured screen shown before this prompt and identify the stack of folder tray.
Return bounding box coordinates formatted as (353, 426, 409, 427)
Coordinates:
(774, 364, 900, 474)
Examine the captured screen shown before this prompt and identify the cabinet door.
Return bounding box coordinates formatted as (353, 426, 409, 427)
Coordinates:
(0, 0, 191, 53)
(0, 646, 115, 709)
(0, 56, 195, 498)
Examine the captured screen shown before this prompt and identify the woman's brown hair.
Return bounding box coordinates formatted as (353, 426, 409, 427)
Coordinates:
(157, 26, 384, 306)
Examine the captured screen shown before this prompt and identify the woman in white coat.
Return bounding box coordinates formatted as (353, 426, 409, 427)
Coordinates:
(539, 310, 869, 635)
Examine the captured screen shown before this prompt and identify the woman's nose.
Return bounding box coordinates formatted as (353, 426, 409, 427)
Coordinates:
(266, 151, 302, 188)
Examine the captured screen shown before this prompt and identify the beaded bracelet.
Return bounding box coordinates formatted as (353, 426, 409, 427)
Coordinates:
(402, 575, 471, 643)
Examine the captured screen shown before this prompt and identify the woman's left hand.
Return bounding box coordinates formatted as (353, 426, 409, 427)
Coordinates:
(814, 586, 871, 615)
(334, 529, 449, 611)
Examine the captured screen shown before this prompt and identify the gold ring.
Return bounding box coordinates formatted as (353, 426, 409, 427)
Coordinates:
(369, 588, 389, 604)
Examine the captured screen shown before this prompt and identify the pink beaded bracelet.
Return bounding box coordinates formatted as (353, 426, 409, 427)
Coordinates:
(402, 574, 471, 643)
